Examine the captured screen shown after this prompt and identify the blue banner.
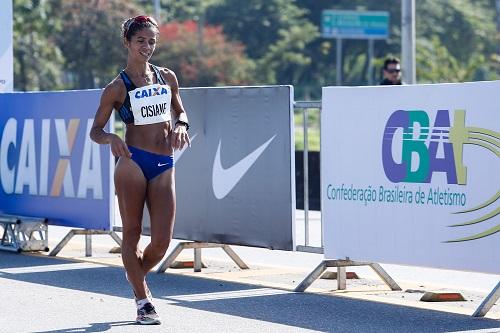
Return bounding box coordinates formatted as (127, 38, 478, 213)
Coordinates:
(0, 90, 114, 230)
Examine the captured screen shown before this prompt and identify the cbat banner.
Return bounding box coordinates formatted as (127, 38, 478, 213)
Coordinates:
(0, 90, 114, 230)
(322, 81, 499, 274)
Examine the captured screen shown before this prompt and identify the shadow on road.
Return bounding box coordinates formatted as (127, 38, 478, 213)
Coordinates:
(32, 321, 137, 333)
(1, 252, 498, 333)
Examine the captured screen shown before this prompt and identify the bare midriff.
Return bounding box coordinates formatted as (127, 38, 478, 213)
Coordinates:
(125, 121, 173, 155)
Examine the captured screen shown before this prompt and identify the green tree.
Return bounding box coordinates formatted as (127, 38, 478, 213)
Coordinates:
(152, 20, 255, 87)
(206, 0, 318, 88)
(295, 0, 500, 90)
(13, 0, 500, 92)
(258, 25, 318, 84)
(296, 0, 402, 92)
(56, 0, 140, 89)
(13, 0, 65, 91)
(416, 0, 500, 82)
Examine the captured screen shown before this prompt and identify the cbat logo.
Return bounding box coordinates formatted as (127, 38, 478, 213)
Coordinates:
(382, 109, 467, 185)
(382, 109, 499, 242)
(134, 86, 169, 99)
(0, 118, 103, 199)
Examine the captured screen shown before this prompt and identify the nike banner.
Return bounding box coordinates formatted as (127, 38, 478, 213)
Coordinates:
(142, 86, 296, 251)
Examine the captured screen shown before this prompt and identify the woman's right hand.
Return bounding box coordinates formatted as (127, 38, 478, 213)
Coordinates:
(90, 80, 131, 158)
(110, 134, 132, 158)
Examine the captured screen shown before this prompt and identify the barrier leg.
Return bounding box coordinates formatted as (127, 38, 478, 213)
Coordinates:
(472, 282, 500, 317)
(222, 245, 249, 269)
(194, 248, 202, 272)
(156, 242, 249, 273)
(369, 263, 402, 291)
(85, 234, 92, 257)
(49, 229, 123, 257)
(337, 267, 346, 290)
(109, 231, 123, 246)
(294, 261, 328, 292)
(295, 260, 400, 292)
(156, 243, 185, 273)
(49, 230, 76, 256)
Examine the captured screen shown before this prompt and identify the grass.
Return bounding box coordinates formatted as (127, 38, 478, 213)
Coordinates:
(294, 108, 320, 151)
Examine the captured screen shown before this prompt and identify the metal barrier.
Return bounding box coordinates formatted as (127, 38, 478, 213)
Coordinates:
(294, 101, 323, 254)
(293, 101, 401, 292)
(0, 214, 49, 252)
(294, 259, 401, 292)
(49, 229, 122, 257)
(473, 282, 500, 317)
(156, 241, 249, 273)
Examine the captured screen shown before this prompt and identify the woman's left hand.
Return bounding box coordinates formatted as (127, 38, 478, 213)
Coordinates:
(172, 123, 191, 150)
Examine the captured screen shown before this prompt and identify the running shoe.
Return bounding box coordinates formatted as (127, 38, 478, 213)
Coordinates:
(136, 302, 161, 325)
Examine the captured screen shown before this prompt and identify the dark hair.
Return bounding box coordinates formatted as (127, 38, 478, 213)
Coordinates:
(122, 15, 159, 41)
(383, 57, 400, 70)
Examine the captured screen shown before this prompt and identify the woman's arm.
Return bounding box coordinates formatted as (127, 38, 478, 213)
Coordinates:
(163, 68, 190, 150)
(90, 81, 131, 157)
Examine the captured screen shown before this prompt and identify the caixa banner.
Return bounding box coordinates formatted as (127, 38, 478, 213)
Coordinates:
(0, 90, 114, 230)
(321, 81, 499, 274)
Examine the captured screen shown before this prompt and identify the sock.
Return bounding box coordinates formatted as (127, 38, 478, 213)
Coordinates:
(136, 298, 149, 309)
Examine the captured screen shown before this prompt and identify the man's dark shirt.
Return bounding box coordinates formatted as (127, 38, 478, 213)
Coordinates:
(380, 78, 402, 85)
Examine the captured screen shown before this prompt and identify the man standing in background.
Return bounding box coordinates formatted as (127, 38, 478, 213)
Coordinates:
(380, 57, 402, 85)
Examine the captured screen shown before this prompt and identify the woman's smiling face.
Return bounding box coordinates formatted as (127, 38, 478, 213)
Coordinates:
(126, 26, 158, 61)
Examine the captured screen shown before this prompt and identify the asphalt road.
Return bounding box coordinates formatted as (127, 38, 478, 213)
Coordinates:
(1, 251, 499, 333)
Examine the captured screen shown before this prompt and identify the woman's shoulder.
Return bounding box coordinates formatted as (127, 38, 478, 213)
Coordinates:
(153, 65, 179, 87)
(154, 66, 176, 79)
(102, 75, 126, 99)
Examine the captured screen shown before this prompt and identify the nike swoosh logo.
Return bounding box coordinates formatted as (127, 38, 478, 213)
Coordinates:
(158, 162, 168, 167)
(212, 135, 276, 199)
(174, 134, 198, 161)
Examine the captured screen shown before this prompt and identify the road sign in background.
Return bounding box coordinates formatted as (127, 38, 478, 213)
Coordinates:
(322, 10, 389, 40)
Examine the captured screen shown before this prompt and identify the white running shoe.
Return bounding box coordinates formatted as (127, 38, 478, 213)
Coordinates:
(136, 302, 161, 325)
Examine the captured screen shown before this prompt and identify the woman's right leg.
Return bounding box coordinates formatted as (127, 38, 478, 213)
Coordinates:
(114, 157, 148, 300)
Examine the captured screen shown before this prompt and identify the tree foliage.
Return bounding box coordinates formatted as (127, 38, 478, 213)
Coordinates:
(56, 0, 139, 89)
(293, 0, 500, 93)
(152, 21, 255, 87)
(11, 0, 500, 95)
(416, 0, 500, 83)
(13, 0, 64, 91)
(206, 0, 318, 86)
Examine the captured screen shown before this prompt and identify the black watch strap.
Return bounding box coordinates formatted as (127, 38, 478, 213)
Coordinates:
(175, 120, 189, 131)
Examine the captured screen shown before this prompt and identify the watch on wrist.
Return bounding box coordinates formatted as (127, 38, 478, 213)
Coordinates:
(175, 120, 189, 131)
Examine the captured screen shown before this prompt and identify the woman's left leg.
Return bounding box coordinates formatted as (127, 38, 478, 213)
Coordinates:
(142, 167, 176, 273)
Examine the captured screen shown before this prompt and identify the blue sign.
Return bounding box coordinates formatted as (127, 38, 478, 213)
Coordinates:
(322, 10, 389, 39)
(0, 90, 114, 230)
